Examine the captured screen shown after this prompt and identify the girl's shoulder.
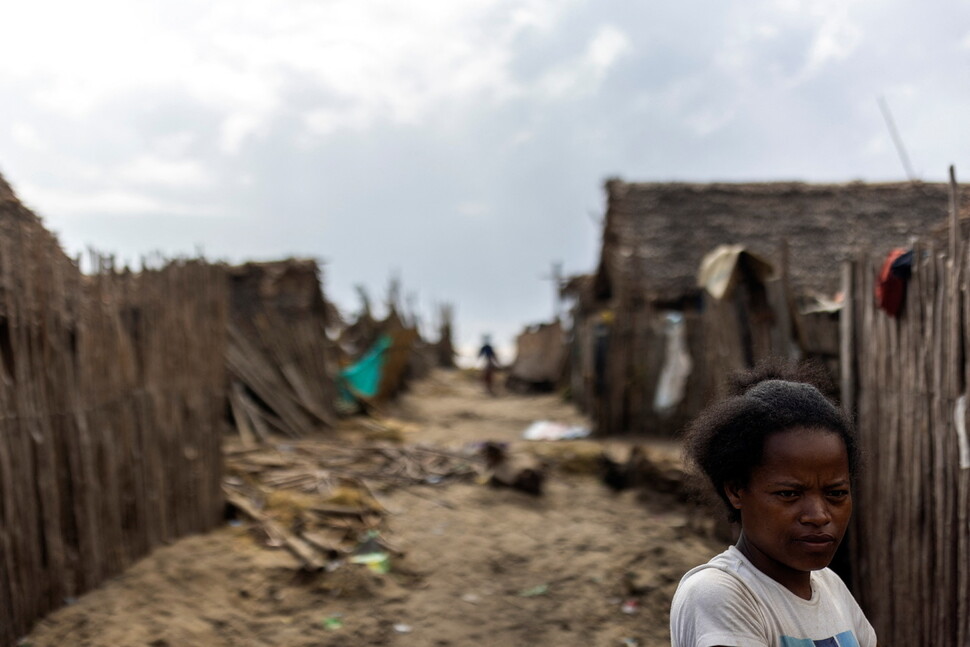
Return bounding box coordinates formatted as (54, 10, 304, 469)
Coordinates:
(673, 549, 762, 609)
(671, 554, 771, 647)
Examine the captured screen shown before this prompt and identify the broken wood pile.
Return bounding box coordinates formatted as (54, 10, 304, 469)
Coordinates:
(223, 438, 479, 570)
(227, 260, 337, 440)
(596, 445, 689, 499)
(0, 174, 228, 646)
(376, 311, 422, 401)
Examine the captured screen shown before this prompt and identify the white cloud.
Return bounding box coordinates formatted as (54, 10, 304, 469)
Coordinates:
(220, 113, 263, 155)
(539, 24, 632, 98)
(508, 130, 535, 147)
(0, 0, 572, 147)
(686, 106, 739, 138)
(588, 25, 632, 71)
(10, 123, 47, 152)
(457, 202, 491, 218)
(303, 107, 375, 138)
(801, 7, 862, 77)
(717, 0, 864, 90)
(862, 133, 890, 157)
(117, 155, 212, 188)
(154, 132, 199, 158)
(17, 183, 216, 218)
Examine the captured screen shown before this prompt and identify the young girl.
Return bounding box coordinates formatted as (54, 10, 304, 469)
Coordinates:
(670, 363, 876, 647)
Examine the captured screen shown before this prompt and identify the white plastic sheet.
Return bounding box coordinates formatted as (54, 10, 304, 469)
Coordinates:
(954, 395, 970, 470)
(523, 420, 591, 441)
(654, 312, 692, 415)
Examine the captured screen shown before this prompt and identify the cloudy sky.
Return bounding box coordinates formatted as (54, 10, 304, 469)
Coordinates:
(1, 0, 968, 360)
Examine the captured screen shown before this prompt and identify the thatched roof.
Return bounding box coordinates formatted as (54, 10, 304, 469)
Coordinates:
(0, 171, 80, 317)
(598, 180, 960, 303)
(227, 259, 328, 320)
(0, 171, 71, 254)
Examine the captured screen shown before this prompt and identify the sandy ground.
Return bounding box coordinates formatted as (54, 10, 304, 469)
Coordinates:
(22, 370, 725, 647)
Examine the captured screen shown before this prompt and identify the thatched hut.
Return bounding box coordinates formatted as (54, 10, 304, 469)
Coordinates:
(571, 179, 960, 436)
(506, 319, 566, 392)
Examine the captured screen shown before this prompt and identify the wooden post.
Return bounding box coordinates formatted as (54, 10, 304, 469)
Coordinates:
(840, 260, 855, 416)
(950, 165, 959, 263)
(779, 239, 808, 355)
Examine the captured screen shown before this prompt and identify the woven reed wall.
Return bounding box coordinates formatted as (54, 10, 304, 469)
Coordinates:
(845, 243, 970, 647)
(0, 228, 227, 643)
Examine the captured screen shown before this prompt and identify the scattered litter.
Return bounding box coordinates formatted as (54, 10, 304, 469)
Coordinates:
(460, 593, 481, 604)
(523, 420, 590, 441)
(352, 529, 402, 564)
(621, 639, 639, 647)
(350, 551, 391, 574)
(518, 584, 549, 597)
(480, 441, 545, 496)
(393, 624, 414, 634)
(621, 599, 640, 615)
(322, 615, 343, 630)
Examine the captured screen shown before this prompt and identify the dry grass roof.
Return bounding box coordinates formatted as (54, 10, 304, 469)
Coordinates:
(598, 180, 960, 302)
(0, 171, 79, 314)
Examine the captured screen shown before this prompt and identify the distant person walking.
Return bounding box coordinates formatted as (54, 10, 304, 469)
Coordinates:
(478, 336, 499, 395)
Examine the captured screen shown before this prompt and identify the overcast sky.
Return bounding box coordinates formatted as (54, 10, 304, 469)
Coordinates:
(1, 0, 969, 361)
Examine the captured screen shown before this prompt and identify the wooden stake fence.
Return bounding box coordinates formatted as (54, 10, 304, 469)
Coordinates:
(0, 206, 227, 644)
(846, 239, 970, 646)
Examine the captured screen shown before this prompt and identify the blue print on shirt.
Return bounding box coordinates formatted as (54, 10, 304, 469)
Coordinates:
(780, 631, 860, 647)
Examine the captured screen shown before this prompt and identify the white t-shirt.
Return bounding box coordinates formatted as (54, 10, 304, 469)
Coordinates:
(670, 546, 877, 647)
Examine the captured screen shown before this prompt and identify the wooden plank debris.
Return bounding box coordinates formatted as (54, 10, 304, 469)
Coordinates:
(222, 439, 479, 569)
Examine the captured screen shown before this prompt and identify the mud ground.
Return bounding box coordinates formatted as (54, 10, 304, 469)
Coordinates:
(23, 370, 725, 647)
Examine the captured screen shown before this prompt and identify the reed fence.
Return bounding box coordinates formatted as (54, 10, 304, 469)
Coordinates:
(844, 241, 970, 647)
(0, 208, 227, 644)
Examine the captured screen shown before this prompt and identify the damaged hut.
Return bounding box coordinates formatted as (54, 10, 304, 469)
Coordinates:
(570, 179, 961, 436)
(334, 282, 434, 410)
(227, 259, 338, 441)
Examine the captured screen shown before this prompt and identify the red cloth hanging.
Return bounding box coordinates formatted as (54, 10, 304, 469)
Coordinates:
(875, 248, 908, 317)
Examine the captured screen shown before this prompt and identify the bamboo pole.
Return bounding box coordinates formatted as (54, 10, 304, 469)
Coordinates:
(950, 165, 960, 263)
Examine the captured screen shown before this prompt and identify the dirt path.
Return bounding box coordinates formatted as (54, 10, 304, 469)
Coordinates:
(23, 370, 723, 647)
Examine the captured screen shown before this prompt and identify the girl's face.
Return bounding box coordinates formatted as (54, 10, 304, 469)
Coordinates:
(725, 426, 852, 596)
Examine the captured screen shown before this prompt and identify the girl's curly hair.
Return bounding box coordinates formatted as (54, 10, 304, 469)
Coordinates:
(683, 359, 860, 523)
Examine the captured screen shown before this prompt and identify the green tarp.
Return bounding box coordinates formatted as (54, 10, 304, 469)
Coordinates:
(338, 334, 392, 404)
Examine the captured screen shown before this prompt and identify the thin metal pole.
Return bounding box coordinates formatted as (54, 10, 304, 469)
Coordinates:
(878, 96, 917, 181)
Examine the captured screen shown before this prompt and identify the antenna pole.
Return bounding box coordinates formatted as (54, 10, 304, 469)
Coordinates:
(878, 96, 916, 181)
